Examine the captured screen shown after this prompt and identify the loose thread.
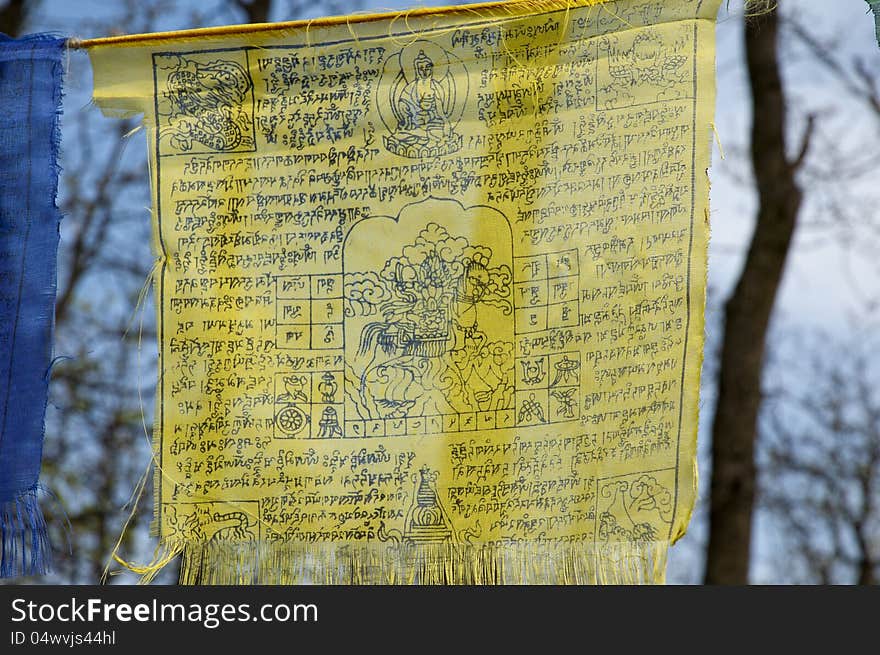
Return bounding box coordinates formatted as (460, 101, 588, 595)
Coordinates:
(169, 540, 669, 585)
(711, 122, 725, 160)
(0, 488, 53, 578)
(70, 0, 615, 49)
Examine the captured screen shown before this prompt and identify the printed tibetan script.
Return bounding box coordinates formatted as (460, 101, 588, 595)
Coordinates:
(89, 0, 720, 583)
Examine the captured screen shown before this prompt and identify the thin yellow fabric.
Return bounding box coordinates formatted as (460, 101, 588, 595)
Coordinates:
(89, 0, 720, 584)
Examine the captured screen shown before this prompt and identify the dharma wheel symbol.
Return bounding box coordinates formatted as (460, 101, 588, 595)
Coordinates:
(275, 404, 309, 437)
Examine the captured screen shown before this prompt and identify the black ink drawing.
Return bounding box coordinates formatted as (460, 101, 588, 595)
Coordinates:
(598, 28, 692, 109)
(520, 358, 546, 385)
(274, 374, 310, 438)
(549, 388, 577, 419)
(157, 54, 255, 153)
(343, 200, 515, 435)
(317, 407, 343, 438)
(377, 40, 468, 158)
(317, 371, 339, 403)
(549, 355, 580, 387)
(516, 352, 581, 426)
(272, 371, 344, 439)
(517, 392, 546, 424)
(377, 466, 480, 545)
(165, 503, 258, 542)
(278, 374, 308, 404)
(597, 473, 674, 543)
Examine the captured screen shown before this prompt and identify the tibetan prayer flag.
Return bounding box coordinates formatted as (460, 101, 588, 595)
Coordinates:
(0, 34, 65, 578)
(88, 0, 720, 584)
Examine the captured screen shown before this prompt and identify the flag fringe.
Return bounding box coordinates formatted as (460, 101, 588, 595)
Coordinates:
(0, 488, 53, 578)
(168, 539, 668, 585)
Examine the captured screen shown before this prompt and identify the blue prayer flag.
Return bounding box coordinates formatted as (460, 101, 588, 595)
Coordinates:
(0, 33, 65, 578)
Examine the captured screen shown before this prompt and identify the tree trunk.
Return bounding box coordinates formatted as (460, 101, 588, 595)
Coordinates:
(236, 0, 272, 24)
(0, 0, 29, 36)
(704, 4, 807, 584)
(855, 530, 876, 586)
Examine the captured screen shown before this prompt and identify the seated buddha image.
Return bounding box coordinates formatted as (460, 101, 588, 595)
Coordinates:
(380, 41, 467, 158)
(399, 51, 451, 134)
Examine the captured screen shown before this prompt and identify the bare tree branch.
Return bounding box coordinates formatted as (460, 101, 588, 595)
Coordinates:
(0, 0, 30, 36)
(705, 4, 805, 585)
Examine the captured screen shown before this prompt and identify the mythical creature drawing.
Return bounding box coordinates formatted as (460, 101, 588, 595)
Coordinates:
(597, 474, 674, 543)
(159, 56, 255, 152)
(165, 505, 257, 542)
(344, 222, 514, 422)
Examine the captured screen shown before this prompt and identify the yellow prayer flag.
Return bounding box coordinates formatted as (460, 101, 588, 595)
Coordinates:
(88, 0, 720, 584)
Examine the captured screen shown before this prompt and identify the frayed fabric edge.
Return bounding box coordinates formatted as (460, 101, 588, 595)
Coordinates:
(164, 539, 669, 585)
(0, 487, 53, 578)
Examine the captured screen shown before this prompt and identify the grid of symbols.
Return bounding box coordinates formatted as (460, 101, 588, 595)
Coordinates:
(273, 370, 344, 439)
(513, 249, 580, 334)
(275, 274, 343, 350)
(515, 351, 582, 426)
